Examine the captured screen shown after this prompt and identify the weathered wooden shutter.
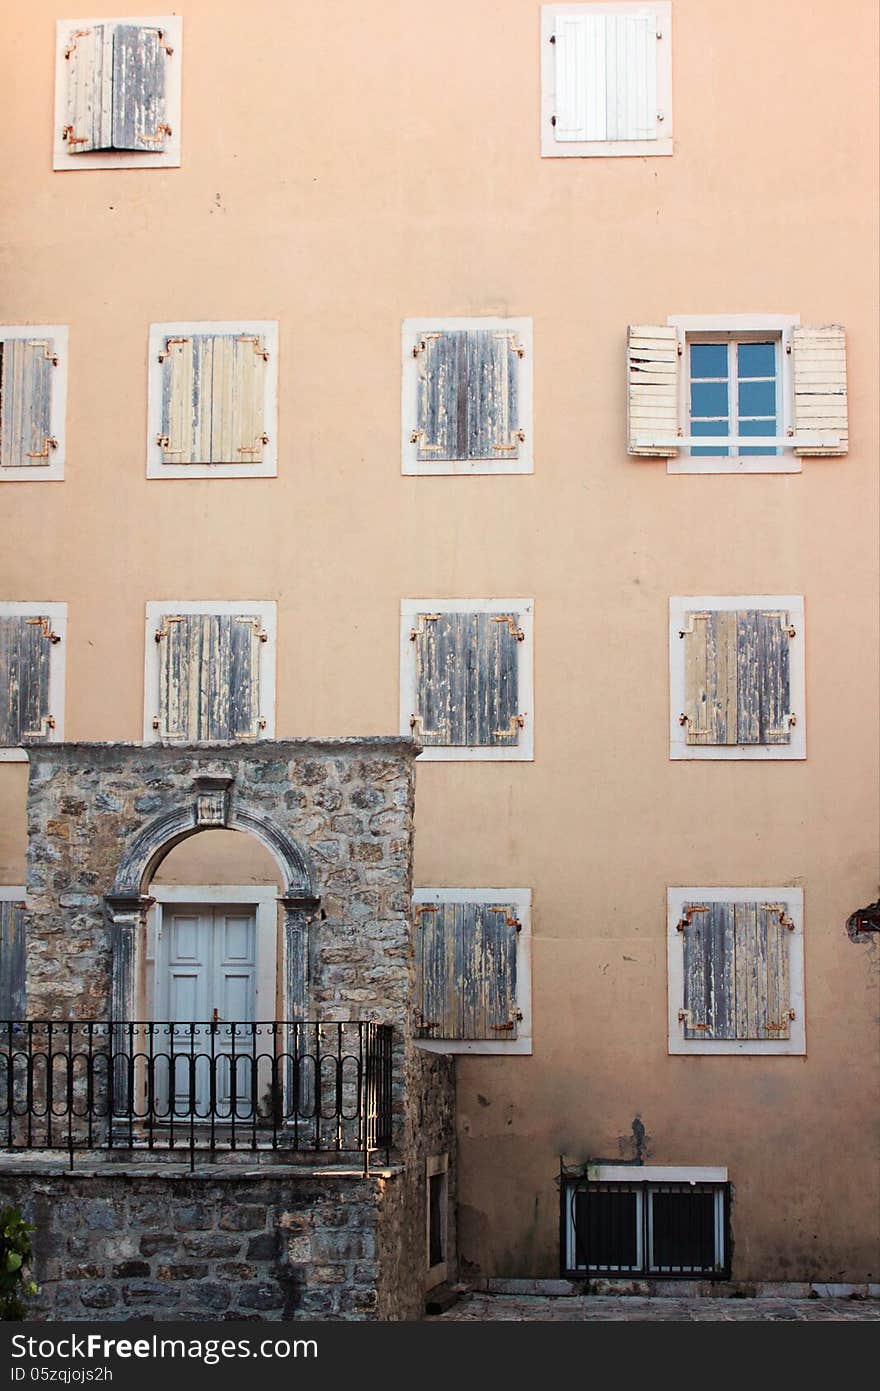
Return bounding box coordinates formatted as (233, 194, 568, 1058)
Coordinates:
(416, 902, 519, 1040)
(111, 26, 169, 152)
(0, 338, 57, 470)
(680, 901, 792, 1041)
(159, 334, 269, 465)
(627, 325, 679, 456)
(156, 614, 263, 741)
(0, 901, 25, 1021)
(0, 616, 55, 746)
(791, 325, 848, 457)
(65, 24, 168, 153)
(554, 11, 659, 142)
(682, 609, 792, 746)
(411, 612, 523, 747)
(415, 331, 522, 462)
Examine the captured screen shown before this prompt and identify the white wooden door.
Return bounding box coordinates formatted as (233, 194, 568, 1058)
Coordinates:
(157, 906, 256, 1118)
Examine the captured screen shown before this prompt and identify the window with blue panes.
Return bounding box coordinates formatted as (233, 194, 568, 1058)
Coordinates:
(689, 338, 780, 457)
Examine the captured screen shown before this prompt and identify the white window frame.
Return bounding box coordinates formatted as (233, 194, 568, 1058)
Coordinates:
(425, 1153, 450, 1290)
(143, 600, 277, 743)
(667, 314, 800, 474)
(401, 318, 534, 476)
(400, 599, 534, 761)
(147, 321, 279, 479)
(145, 885, 279, 1027)
(412, 887, 533, 1055)
(541, 3, 673, 159)
(667, 887, 805, 1055)
(0, 326, 68, 483)
(669, 594, 806, 761)
(54, 16, 183, 172)
(0, 602, 68, 763)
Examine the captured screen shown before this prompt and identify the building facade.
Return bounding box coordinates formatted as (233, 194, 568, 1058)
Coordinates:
(1, 0, 878, 1313)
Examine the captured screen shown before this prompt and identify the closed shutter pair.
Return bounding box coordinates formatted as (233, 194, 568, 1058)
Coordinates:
(409, 611, 525, 748)
(0, 617, 58, 746)
(0, 338, 58, 470)
(64, 24, 171, 153)
(154, 614, 265, 741)
(627, 325, 848, 457)
(412, 330, 524, 464)
(679, 902, 794, 1041)
(681, 608, 794, 747)
(157, 333, 270, 465)
(416, 902, 520, 1041)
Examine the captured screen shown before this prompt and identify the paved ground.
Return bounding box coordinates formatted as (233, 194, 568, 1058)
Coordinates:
(435, 1293, 880, 1321)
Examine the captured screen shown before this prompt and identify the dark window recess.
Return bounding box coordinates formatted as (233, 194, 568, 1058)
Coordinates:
(563, 1180, 730, 1280)
(429, 1172, 446, 1269)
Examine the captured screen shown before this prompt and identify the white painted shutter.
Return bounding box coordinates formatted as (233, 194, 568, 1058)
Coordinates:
(627, 325, 679, 455)
(156, 614, 263, 741)
(159, 334, 269, 465)
(554, 10, 659, 143)
(792, 325, 848, 457)
(0, 338, 57, 469)
(64, 24, 114, 152)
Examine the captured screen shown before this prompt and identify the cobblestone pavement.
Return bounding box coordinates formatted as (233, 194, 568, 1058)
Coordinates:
(435, 1293, 880, 1321)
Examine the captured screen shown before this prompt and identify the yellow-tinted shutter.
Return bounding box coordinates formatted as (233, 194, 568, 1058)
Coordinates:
(792, 325, 848, 456)
(627, 325, 679, 456)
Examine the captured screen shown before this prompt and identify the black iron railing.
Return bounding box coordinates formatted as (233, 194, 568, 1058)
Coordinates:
(0, 1021, 393, 1172)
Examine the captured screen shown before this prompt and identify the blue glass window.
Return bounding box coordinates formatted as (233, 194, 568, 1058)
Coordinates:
(689, 338, 779, 458)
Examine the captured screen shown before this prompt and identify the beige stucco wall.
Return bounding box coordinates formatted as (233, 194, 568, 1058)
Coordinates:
(1, 0, 877, 1280)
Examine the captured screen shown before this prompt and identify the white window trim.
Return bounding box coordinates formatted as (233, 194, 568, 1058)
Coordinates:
(0, 326, 68, 482)
(426, 1153, 449, 1290)
(54, 16, 183, 171)
(401, 318, 534, 476)
(147, 321, 279, 479)
(0, 886, 26, 902)
(0, 602, 68, 763)
(667, 886, 806, 1056)
(667, 314, 800, 474)
(669, 594, 806, 760)
(146, 885, 278, 1026)
(541, 3, 673, 159)
(143, 600, 277, 742)
(400, 599, 535, 761)
(413, 887, 533, 1055)
(586, 1165, 729, 1183)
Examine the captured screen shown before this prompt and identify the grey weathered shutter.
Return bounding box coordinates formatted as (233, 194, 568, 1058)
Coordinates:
(681, 902, 735, 1040)
(411, 612, 522, 747)
(682, 609, 792, 746)
(111, 25, 169, 152)
(0, 616, 55, 746)
(627, 325, 679, 456)
(416, 902, 519, 1040)
(734, 903, 792, 1041)
(159, 334, 268, 465)
(157, 614, 263, 741)
(415, 331, 521, 462)
(0, 338, 57, 470)
(0, 901, 25, 1021)
(64, 24, 113, 152)
(791, 325, 848, 457)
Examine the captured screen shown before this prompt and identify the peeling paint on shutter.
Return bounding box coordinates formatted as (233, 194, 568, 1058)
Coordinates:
(415, 331, 520, 462)
(157, 614, 262, 742)
(734, 903, 792, 1041)
(160, 335, 267, 465)
(792, 325, 848, 456)
(0, 901, 25, 1020)
(416, 902, 518, 1040)
(683, 610, 792, 746)
(411, 612, 521, 747)
(112, 26, 168, 152)
(0, 338, 57, 470)
(0, 617, 53, 746)
(64, 25, 113, 153)
(681, 902, 735, 1040)
(627, 325, 679, 456)
(554, 12, 659, 143)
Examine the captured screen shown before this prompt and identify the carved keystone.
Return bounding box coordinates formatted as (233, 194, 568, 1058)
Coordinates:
(193, 775, 234, 827)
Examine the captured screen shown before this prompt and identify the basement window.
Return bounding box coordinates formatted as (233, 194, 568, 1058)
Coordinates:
(562, 1167, 730, 1279)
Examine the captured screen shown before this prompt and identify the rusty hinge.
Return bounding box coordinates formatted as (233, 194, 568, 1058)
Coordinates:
(62, 125, 89, 146)
(414, 904, 439, 922)
(27, 340, 59, 365)
(766, 1010, 796, 1031)
(494, 332, 525, 360)
(154, 628, 166, 642)
(27, 618, 61, 644)
(158, 337, 189, 363)
(64, 29, 92, 59)
(764, 904, 796, 931)
(491, 1011, 522, 1032)
(492, 429, 526, 452)
(155, 28, 174, 55)
(139, 122, 173, 144)
(676, 905, 709, 932)
(677, 1010, 709, 1030)
(25, 437, 59, 459)
(491, 615, 525, 641)
(237, 432, 270, 455)
(415, 1012, 438, 1034)
(236, 335, 270, 361)
(489, 907, 522, 931)
(410, 715, 442, 738)
(410, 614, 441, 640)
(492, 714, 525, 739)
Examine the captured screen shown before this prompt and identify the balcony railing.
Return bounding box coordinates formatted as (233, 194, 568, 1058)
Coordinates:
(0, 1021, 393, 1172)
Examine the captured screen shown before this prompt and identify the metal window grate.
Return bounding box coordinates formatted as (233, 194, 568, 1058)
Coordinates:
(562, 1179, 731, 1280)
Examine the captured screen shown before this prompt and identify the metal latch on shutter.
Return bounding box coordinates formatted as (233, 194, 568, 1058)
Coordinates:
(675, 905, 709, 932)
(764, 905, 796, 931)
(27, 618, 61, 644)
(766, 1010, 797, 1031)
(409, 615, 441, 640)
(492, 715, 525, 739)
(492, 1011, 523, 1032)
